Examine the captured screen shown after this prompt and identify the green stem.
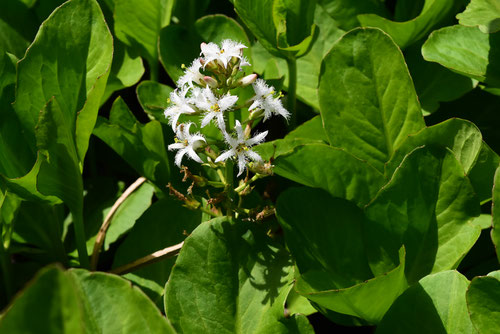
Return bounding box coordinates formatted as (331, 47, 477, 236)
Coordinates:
(286, 57, 297, 130)
(0, 238, 13, 300)
(225, 160, 235, 217)
(73, 209, 90, 269)
(149, 59, 159, 82)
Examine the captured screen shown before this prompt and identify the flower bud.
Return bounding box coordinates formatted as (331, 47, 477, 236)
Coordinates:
(202, 75, 218, 88)
(237, 74, 257, 87)
(249, 108, 264, 120)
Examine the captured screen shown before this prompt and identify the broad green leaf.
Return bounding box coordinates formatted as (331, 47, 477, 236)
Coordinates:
(358, 0, 463, 49)
(114, 0, 174, 69)
(164, 217, 313, 333)
(386, 118, 483, 176)
(286, 289, 317, 316)
(273, 144, 386, 206)
(466, 271, 500, 333)
(0, 0, 38, 57)
(112, 198, 201, 307)
(457, 0, 500, 33)
(93, 97, 171, 188)
(491, 166, 500, 262)
(404, 43, 477, 114)
(136, 80, 173, 123)
(171, 0, 210, 27)
(365, 147, 481, 284)
(276, 187, 407, 323)
(377, 271, 475, 334)
(159, 14, 251, 84)
(0, 52, 35, 179)
(0, 266, 176, 333)
(14, 0, 113, 164)
(102, 41, 145, 104)
(316, 0, 389, 30)
(286, 115, 327, 141)
(422, 25, 500, 85)
(386, 118, 496, 203)
(319, 28, 425, 172)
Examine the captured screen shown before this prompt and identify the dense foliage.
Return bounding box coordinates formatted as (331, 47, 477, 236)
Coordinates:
(1, 0, 500, 332)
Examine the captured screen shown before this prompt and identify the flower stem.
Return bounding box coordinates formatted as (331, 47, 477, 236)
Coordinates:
(286, 57, 297, 130)
(149, 59, 159, 82)
(225, 160, 235, 217)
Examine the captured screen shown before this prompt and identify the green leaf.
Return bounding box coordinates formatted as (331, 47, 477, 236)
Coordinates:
(114, 0, 174, 69)
(386, 118, 483, 176)
(0, 0, 39, 57)
(159, 14, 251, 84)
(457, 0, 500, 33)
(319, 28, 425, 172)
(276, 187, 407, 323)
(316, 0, 389, 30)
(404, 43, 477, 114)
(273, 144, 386, 206)
(422, 25, 500, 85)
(136, 80, 174, 123)
(164, 217, 313, 333)
(102, 41, 145, 104)
(358, 0, 463, 49)
(466, 271, 500, 333)
(286, 115, 328, 141)
(377, 270, 475, 334)
(365, 146, 481, 284)
(93, 97, 171, 188)
(112, 198, 201, 307)
(0, 190, 22, 249)
(472, 214, 493, 230)
(0, 52, 35, 179)
(0, 266, 176, 333)
(491, 166, 500, 262)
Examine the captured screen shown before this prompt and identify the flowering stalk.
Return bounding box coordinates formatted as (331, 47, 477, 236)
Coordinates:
(163, 39, 289, 219)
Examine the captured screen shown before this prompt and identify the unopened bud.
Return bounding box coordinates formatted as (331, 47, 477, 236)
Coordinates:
(237, 74, 257, 87)
(203, 75, 218, 88)
(249, 108, 264, 120)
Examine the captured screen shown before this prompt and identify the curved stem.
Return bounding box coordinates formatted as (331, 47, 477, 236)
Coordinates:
(90, 177, 147, 270)
(110, 242, 183, 275)
(286, 57, 297, 130)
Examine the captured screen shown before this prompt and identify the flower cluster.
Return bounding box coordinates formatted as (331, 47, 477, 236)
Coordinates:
(164, 39, 289, 177)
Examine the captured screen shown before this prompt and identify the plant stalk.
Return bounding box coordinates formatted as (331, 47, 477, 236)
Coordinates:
(0, 237, 13, 300)
(73, 209, 90, 269)
(286, 57, 297, 130)
(225, 160, 235, 217)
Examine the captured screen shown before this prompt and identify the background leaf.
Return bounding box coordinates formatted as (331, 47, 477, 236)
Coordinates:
(466, 271, 500, 333)
(457, 0, 500, 33)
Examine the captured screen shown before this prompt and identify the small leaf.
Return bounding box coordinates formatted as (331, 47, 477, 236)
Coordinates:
(316, 0, 389, 30)
(457, 0, 500, 33)
(319, 28, 425, 172)
(466, 271, 500, 333)
(136, 80, 174, 123)
(377, 271, 475, 334)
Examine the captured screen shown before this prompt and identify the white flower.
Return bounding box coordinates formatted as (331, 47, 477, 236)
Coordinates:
(177, 58, 204, 88)
(249, 79, 290, 121)
(239, 56, 251, 68)
(195, 87, 238, 130)
(215, 120, 267, 176)
(200, 39, 247, 69)
(168, 123, 206, 167)
(164, 86, 197, 131)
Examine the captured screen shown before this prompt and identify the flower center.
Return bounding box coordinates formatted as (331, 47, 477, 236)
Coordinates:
(211, 104, 221, 112)
(220, 49, 225, 54)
